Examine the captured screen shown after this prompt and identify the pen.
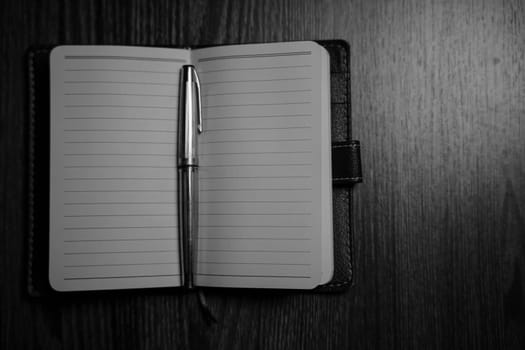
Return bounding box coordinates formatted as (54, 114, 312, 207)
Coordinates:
(178, 65, 202, 288)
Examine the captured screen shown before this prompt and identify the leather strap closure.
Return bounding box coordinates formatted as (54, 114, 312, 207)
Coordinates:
(332, 140, 362, 186)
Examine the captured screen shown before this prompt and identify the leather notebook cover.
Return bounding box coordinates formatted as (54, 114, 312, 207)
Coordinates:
(26, 40, 362, 295)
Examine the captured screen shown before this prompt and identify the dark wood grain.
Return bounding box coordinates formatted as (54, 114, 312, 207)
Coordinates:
(1, 0, 524, 349)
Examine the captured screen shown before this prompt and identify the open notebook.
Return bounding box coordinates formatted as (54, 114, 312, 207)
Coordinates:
(48, 41, 333, 291)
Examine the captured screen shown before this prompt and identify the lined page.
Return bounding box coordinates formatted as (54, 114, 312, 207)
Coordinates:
(49, 46, 189, 291)
(192, 42, 333, 289)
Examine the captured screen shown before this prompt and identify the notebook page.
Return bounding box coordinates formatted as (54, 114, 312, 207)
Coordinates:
(192, 42, 333, 289)
(49, 46, 189, 291)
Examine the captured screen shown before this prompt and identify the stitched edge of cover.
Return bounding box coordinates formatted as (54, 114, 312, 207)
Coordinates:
(27, 49, 36, 295)
(27, 48, 49, 296)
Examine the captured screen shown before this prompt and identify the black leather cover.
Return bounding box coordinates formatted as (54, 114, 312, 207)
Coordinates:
(315, 40, 361, 291)
(26, 40, 361, 295)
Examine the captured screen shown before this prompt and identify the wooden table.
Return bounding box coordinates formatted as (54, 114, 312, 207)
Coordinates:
(1, 0, 524, 349)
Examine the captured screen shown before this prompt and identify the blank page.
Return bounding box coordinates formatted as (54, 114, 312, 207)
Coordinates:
(192, 42, 333, 289)
(49, 46, 189, 291)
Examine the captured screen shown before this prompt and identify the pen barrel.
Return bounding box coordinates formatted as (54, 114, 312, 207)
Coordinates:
(178, 65, 200, 166)
(177, 166, 199, 288)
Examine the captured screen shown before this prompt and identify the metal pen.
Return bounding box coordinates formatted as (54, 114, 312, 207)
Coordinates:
(177, 65, 202, 288)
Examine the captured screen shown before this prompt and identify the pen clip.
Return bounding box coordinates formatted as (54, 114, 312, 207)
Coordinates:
(192, 68, 203, 134)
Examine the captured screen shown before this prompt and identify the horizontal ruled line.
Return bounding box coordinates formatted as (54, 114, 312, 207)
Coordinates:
(198, 51, 311, 62)
(200, 175, 311, 179)
(64, 190, 175, 193)
(64, 129, 175, 132)
(198, 237, 311, 240)
(200, 151, 312, 156)
(199, 200, 310, 203)
(199, 213, 310, 215)
(200, 188, 310, 192)
(202, 138, 310, 144)
(64, 214, 174, 217)
(65, 202, 176, 205)
(203, 89, 311, 96)
(64, 141, 175, 144)
(64, 177, 175, 180)
(202, 164, 311, 167)
(65, 93, 178, 97)
(196, 273, 309, 278)
(198, 249, 311, 253)
(199, 65, 312, 73)
(64, 250, 177, 255)
(64, 117, 175, 121)
(200, 225, 311, 228)
(64, 81, 177, 86)
(202, 77, 311, 85)
(65, 68, 178, 73)
(64, 166, 173, 169)
(64, 239, 175, 242)
(64, 154, 173, 156)
(204, 126, 311, 132)
(205, 113, 311, 120)
(64, 262, 179, 267)
(65, 55, 186, 62)
(198, 261, 310, 266)
(65, 105, 176, 109)
(64, 226, 178, 230)
(204, 102, 311, 108)
(64, 274, 180, 280)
